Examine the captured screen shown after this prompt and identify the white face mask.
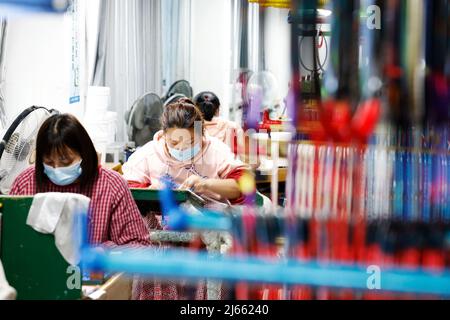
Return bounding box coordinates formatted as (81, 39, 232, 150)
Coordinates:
(43, 161, 82, 186)
(167, 143, 201, 162)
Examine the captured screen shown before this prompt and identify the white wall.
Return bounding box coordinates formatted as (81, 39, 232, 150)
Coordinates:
(1, 1, 298, 127)
(190, 3, 294, 120)
(85, 0, 101, 85)
(264, 8, 291, 105)
(190, 0, 232, 119)
(2, 1, 86, 125)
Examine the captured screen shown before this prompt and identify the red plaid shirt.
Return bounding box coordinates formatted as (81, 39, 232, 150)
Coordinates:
(10, 166, 205, 300)
(10, 166, 150, 247)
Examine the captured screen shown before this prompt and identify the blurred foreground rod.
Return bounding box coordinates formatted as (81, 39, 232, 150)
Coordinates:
(0, 0, 71, 15)
(81, 246, 450, 297)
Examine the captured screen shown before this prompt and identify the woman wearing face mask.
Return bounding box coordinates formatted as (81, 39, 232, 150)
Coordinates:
(194, 91, 245, 157)
(122, 98, 249, 300)
(123, 98, 250, 203)
(9, 114, 150, 248)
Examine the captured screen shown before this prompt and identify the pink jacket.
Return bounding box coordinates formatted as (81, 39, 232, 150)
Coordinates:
(204, 117, 245, 155)
(122, 130, 249, 190)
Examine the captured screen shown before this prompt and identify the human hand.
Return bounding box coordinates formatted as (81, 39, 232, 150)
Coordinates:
(179, 176, 224, 201)
(179, 175, 208, 193)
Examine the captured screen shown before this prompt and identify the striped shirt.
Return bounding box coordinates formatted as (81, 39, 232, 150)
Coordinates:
(10, 166, 150, 247)
(10, 166, 207, 300)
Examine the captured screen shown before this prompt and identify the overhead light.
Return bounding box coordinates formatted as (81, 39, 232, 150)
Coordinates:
(248, 0, 331, 10)
(248, 0, 291, 9)
(317, 9, 332, 18)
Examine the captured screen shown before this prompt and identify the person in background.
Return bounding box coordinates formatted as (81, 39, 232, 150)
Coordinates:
(193, 91, 245, 157)
(123, 98, 249, 203)
(10, 114, 150, 248)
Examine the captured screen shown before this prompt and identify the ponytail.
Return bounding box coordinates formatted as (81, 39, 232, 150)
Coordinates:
(194, 92, 221, 121)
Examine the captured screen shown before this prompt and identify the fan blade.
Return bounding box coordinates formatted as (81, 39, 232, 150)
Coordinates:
(165, 80, 193, 100)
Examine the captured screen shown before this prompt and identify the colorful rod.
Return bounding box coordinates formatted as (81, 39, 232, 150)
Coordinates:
(0, 0, 69, 11)
(81, 246, 450, 296)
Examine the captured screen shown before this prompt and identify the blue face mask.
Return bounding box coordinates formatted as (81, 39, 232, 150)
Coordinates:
(167, 143, 201, 162)
(43, 161, 83, 186)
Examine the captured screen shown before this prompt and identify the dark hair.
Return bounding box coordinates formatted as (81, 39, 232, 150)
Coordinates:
(194, 92, 220, 121)
(35, 114, 99, 189)
(161, 98, 204, 133)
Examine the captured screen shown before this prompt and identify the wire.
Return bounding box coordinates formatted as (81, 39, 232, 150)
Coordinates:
(298, 34, 329, 74)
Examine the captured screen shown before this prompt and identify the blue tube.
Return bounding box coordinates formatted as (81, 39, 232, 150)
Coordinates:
(182, 211, 232, 231)
(440, 154, 446, 220)
(393, 150, 404, 220)
(80, 247, 450, 296)
(445, 153, 450, 222)
(76, 207, 89, 250)
(404, 151, 414, 221)
(423, 152, 432, 222)
(0, 0, 69, 11)
(431, 153, 441, 221)
(158, 184, 178, 228)
(158, 182, 232, 231)
(411, 151, 419, 221)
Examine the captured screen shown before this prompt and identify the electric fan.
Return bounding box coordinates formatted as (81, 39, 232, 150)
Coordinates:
(162, 80, 193, 103)
(163, 93, 186, 108)
(246, 70, 282, 129)
(0, 106, 58, 194)
(125, 93, 164, 147)
(229, 70, 254, 125)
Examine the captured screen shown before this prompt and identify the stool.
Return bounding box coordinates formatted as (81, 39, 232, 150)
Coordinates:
(106, 143, 125, 164)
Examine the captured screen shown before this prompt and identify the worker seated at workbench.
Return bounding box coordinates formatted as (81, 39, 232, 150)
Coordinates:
(122, 98, 251, 205)
(9, 114, 150, 248)
(193, 91, 244, 157)
(8, 114, 157, 301)
(122, 98, 249, 300)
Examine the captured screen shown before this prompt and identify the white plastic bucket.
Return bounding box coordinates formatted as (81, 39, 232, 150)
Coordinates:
(92, 137, 108, 164)
(84, 111, 117, 145)
(85, 86, 111, 116)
